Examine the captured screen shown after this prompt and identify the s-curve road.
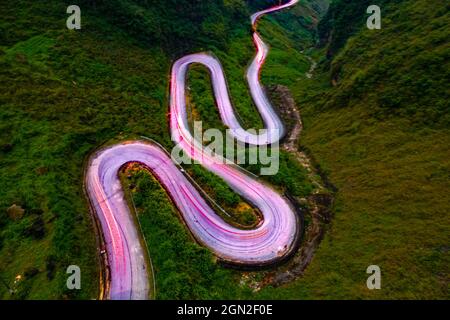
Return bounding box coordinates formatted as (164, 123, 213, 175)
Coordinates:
(85, 0, 300, 300)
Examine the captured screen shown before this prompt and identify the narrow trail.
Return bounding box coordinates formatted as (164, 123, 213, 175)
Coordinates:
(85, 1, 302, 300)
(264, 85, 334, 287)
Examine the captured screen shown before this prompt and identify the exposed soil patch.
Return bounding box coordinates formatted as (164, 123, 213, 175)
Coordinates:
(261, 84, 336, 287)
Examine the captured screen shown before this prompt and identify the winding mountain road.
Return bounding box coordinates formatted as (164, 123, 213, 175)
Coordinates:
(85, 0, 300, 300)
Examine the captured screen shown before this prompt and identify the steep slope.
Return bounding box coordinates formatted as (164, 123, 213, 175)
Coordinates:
(2, 0, 445, 300)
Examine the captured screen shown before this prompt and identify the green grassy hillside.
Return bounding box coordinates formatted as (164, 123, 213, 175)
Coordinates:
(0, 0, 324, 299)
(254, 0, 449, 299)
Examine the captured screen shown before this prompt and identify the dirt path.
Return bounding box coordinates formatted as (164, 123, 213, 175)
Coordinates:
(263, 84, 336, 287)
(304, 55, 317, 79)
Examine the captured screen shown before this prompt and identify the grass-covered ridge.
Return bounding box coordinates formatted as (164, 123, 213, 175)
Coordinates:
(0, 0, 323, 299)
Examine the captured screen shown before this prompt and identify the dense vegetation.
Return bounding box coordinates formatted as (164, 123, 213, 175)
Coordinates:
(75, 0, 249, 56)
(1, 0, 447, 300)
(317, 0, 399, 55)
(0, 0, 319, 299)
(254, 0, 449, 299)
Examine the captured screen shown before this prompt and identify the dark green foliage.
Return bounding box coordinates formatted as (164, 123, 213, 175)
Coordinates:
(1, 0, 446, 301)
(184, 163, 263, 228)
(318, 0, 403, 57)
(0, 0, 321, 299)
(24, 267, 39, 279)
(77, 0, 249, 56)
(22, 214, 45, 240)
(1, 144, 13, 153)
(248, 0, 329, 48)
(254, 0, 449, 300)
